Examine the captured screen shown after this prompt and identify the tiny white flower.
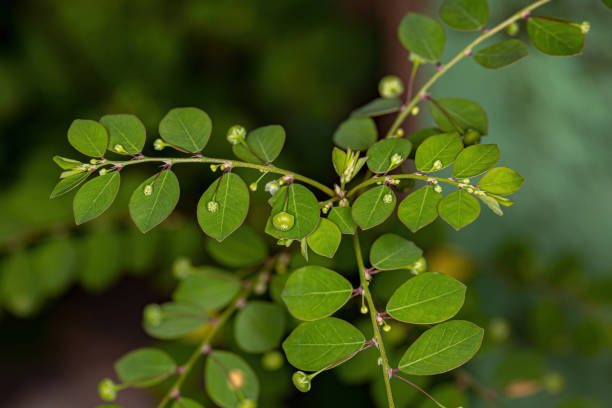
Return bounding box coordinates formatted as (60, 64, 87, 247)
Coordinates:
(390, 153, 403, 166)
(383, 193, 393, 204)
(432, 160, 443, 171)
(144, 184, 153, 196)
(265, 180, 280, 195)
(207, 200, 219, 213)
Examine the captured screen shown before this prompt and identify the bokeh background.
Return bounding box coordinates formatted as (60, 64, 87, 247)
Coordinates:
(1, 0, 611, 407)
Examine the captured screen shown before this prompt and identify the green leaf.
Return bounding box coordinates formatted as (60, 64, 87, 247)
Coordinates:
(473, 39, 529, 69)
(366, 139, 412, 173)
(281, 266, 353, 321)
(306, 218, 342, 258)
(267, 184, 320, 240)
(205, 224, 268, 268)
(53, 155, 83, 170)
(369, 233, 422, 271)
(173, 267, 241, 310)
(333, 117, 378, 151)
(386, 272, 466, 324)
(73, 172, 120, 225)
(477, 166, 524, 195)
(50, 171, 90, 199)
(440, 0, 489, 31)
(604, 0, 612, 9)
(352, 185, 396, 230)
(205, 351, 259, 408)
(527, 17, 584, 56)
(197, 173, 250, 242)
(398, 13, 446, 62)
(398, 320, 484, 375)
(129, 170, 180, 233)
(451, 144, 499, 178)
(171, 398, 204, 408)
(414, 133, 463, 172)
(143, 302, 208, 340)
(67, 119, 108, 157)
(430, 98, 488, 135)
(438, 190, 480, 230)
(159, 107, 212, 153)
(398, 186, 443, 232)
(407, 128, 442, 158)
(114, 348, 176, 387)
(234, 301, 286, 353)
(328, 206, 357, 235)
(232, 125, 286, 164)
(332, 147, 348, 177)
(351, 97, 401, 118)
(478, 194, 503, 216)
(100, 114, 147, 155)
(283, 317, 365, 371)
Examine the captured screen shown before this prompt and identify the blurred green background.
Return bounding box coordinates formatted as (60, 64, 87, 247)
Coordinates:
(1, 0, 610, 407)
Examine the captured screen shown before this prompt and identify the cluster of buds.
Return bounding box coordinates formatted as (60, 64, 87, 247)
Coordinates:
(338, 148, 367, 185)
(426, 177, 442, 193)
(153, 138, 170, 151)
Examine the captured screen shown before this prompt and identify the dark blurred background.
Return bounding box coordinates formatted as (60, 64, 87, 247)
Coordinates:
(1, 1, 611, 407)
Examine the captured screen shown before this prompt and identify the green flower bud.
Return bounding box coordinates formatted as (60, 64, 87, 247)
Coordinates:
(463, 129, 481, 146)
(408, 257, 427, 274)
(226, 125, 247, 145)
(261, 351, 284, 371)
(292, 371, 312, 393)
(153, 138, 167, 151)
(249, 182, 258, 192)
(390, 153, 403, 166)
(579, 21, 590, 34)
(98, 378, 117, 401)
(99, 168, 108, 176)
(143, 303, 162, 327)
(113, 144, 127, 154)
(207, 200, 219, 213)
(144, 184, 153, 196)
(432, 160, 443, 171)
(382, 323, 391, 332)
(172, 257, 192, 279)
(272, 212, 295, 231)
(506, 22, 520, 36)
(210, 164, 219, 172)
(411, 106, 420, 116)
(360, 305, 368, 314)
(434, 185, 442, 194)
(378, 75, 404, 98)
(237, 399, 257, 408)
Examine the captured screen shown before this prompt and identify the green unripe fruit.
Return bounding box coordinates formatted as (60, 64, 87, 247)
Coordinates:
(463, 129, 481, 146)
(98, 378, 117, 401)
(272, 211, 295, 231)
(261, 351, 284, 371)
(237, 399, 257, 408)
(292, 371, 311, 393)
(506, 22, 520, 36)
(378, 75, 404, 98)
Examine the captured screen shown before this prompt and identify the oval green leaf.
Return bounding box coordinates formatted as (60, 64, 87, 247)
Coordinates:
(73, 172, 120, 225)
(351, 97, 401, 118)
(50, 171, 90, 199)
(173, 267, 241, 311)
(205, 351, 259, 408)
(234, 301, 286, 353)
(352, 185, 396, 230)
(197, 173, 250, 242)
(370, 233, 423, 271)
(473, 39, 529, 69)
(438, 190, 480, 230)
(386, 272, 466, 324)
(398, 13, 446, 62)
(477, 166, 524, 195)
(143, 302, 208, 340)
(527, 17, 584, 56)
(129, 170, 180, 233)
(282, 317, 365, 371)
(333, 117, 378, 151)
(451, 144, 499, 178)
(407, 128, 442, 158)
(159, 107, 212, 153)
(100, 114, 146, 155)
(67, 119, 108, 157)
(415, 133, 463, 172)
(328, 206, 357, 235)
(398, 185, 443, 232)
(366, 139, 412, 173)
(114, 348, 176, 387)
(232, 124, 286, 164)
(267, 184, 320, 240)
(306, 218, 341, 258)
(440, 0, 489, 31)
(281, 266, 353, 321)
(398, 320, 484, 375)
(53, 155, 83, 170)
(430, 98, 488, 135)
(205, 224, 267, 268)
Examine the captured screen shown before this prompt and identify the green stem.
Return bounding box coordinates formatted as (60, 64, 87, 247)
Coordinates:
(353, 233, 395, 408)
(346, 174, 460, 198)
(385, 0, 553, 139)
(98, 156, 335, 197)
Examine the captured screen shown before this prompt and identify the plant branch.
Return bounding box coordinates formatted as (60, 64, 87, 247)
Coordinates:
(346, 173, 460, 198)
(385, 0, 553, 139)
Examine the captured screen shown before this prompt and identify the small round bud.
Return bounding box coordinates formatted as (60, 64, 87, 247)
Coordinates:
(292, 371, 312, 393)
(210, 164, 219, 172)
(173, 257, 192, 279)
(90, 158, 99, 165)
(394, 128, 404, 138)
(382, 323, 391, 332)
(98, 378, 117, 401)
(237, 399, 257, 408)
(144, 184, 153, 196)
(390, 153, 403, 166)
(207, 200, 219, 213)
(228, 369, 245, 389)
(99, 168, 108, 176)
(432, 160, 443, 171)
(466, 187, 474, 194)
(377, 357, 383, 366)
(153, 138, 166, 151)
(434, 185, 442, 194)
(144, 303, 163, 327)
(506, 22, 520, 36)
(580, 21, 590, 34)
(408, 257, 427, 274)
(249, 182, 258, 191)
(360, 305, 369, 314)
(378, 75, 404, 98)
(265, 180, 280, 195)
(461, 178, 470, 184)
(261, 351, 284, 371)
(382, 193, 393, 204)
(463, 129, 481, 146)
(339, 198, 349, 207)
(411, 106, 420, 116)
(272, 212, 295, 231)
(226, 125, 247, 145)
(114, 144, 127, 154)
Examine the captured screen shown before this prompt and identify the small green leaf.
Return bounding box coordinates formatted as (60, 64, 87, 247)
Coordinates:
(351, 97, 401, 118)
(440, 0, 489, 31)
(333, 117, 378, 151)
(398, 186, 443, 232)
(234, 301, 286, 353)
(386, 272, 466, 324)
(232, 125, 286, 164)
(473, 39, 529, 69)
(197, 173, 250, 242)
(407, 128, 442, 158)
(129, 170, 180, 233)
(173, 267, 241, 311)
(205, 225, 268, 268)
(478, 194, 503, 216)
(352, 185, 396, 230)
(398, 13, 446, 62)
(282, 266, 353, 321)
(398, 320, 484, 375)
(414, 133, 463, 172)
(527, 17, 584, 56)
(114, 348, 176, 387)
(283, 317, 365, 371)
(53, 155, 83, 170)
(73, 172, 120, 225)
(328, 206, 357, 235)
(159, 107, 212, 153)
(332, 147, 348, 176)
(370, 233, 422, 271)
(67, 119, 108, 157)
(438, 190, 480, 230)
(50, 171, 90, 199)
(143, 302, 208, 340)
(267, 184, 320, 240)
(100, 114, 146, 155)
(478, 166, 524, 195)
(430, 98, 488, 135)
(171, 398, 204, 408)
(306, 218, 342, 258)
(366, 139, 412, 173)
(205, 351, 259, 408)
(451, 144, 499, 178)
